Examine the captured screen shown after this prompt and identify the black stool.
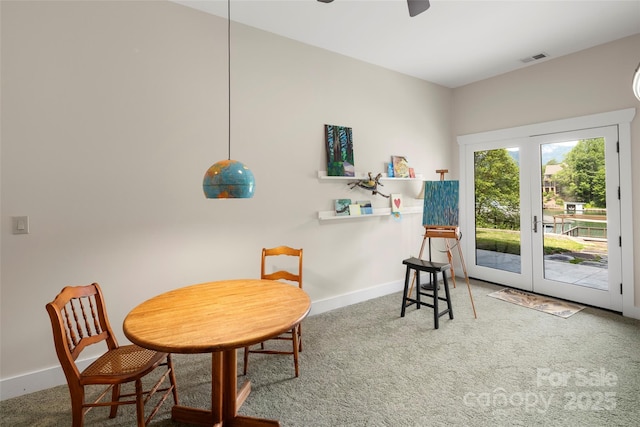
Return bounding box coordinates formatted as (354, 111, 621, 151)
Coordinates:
(400, 257, 453, 329)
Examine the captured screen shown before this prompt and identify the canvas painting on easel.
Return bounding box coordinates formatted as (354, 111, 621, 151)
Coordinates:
(422, 180, 459, 226)
(420, 179, 477, 319)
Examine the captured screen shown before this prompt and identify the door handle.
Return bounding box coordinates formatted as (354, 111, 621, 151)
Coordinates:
(533, 215, 538, 233)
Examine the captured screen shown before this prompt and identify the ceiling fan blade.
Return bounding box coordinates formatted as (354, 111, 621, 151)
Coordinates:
(407, 0, 430, 17)
(318, 0, 429, 17)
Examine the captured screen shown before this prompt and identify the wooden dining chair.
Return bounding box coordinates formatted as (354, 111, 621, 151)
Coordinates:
(244, 246, 304, 377)
(46, 283, 178, 427)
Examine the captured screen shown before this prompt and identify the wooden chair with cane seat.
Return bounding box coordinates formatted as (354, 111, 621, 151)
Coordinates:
(46, 283, 178, 427)
(244, 246, 304, 377)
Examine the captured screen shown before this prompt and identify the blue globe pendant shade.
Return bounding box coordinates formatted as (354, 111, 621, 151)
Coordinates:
(202, 1, 254, 199)
(203, 159, 255, 199)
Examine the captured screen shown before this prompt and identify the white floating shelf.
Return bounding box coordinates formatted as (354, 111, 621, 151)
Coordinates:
(317, 171, 423, 181)
(318, 206, 422, 221)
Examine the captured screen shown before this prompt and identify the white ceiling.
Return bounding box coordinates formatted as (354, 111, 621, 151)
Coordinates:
(173, 0, 640, 88)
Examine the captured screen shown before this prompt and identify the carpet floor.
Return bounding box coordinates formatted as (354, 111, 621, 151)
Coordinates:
(2, 279, 639, 426)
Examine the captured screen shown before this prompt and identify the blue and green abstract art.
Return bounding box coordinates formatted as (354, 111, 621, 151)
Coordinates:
(422, 180, 459, 226)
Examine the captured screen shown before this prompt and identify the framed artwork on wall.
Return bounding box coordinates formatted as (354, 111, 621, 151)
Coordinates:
(325, 124, 355, 176)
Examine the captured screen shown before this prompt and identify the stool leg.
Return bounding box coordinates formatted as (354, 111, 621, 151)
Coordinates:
(432, 271, 439, 329)
(442, 271, 454, 320)
(415, 271, 421, 309)
(401, 266, 411, 317)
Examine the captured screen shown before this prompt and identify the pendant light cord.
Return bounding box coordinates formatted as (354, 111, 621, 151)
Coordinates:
(227, 0, 231, 161)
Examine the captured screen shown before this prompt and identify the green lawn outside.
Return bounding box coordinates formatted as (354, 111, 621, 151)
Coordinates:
(475, 228, 585, 256)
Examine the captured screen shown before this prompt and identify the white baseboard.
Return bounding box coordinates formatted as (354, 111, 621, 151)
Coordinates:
(1, 280, 405, 401)
(0, 357, 96, 401)
(623, 302, 640, 320)
(308, 279, 404, 316)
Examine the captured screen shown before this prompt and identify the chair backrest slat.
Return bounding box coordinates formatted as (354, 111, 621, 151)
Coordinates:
(78, 296, 91, 339)
(88, 294, 101, 335)
(62, 303, 78, 349)
(261, 246, 303, 289)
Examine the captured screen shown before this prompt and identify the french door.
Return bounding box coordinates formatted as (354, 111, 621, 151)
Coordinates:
(461, 125, 622, 311)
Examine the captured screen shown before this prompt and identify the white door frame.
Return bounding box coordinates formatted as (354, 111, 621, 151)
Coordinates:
(458, 108, 638, 318)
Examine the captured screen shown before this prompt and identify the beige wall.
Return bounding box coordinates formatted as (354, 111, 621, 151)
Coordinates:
(452, 34, 640, 307)
(453, 34, 640, 135)
(0, 1, 452, 396)
(2, 0, 637, 399)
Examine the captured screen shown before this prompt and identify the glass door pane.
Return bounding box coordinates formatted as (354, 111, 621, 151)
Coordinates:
(540, 139, 608, 289)
(474, 148, 521, 274)
(463, 139, 532, 292)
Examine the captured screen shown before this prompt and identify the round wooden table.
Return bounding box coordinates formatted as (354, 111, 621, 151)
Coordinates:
(123, 279, 311, 427)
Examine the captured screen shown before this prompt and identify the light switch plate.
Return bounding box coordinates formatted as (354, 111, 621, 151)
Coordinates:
(12, 216, 29, 234)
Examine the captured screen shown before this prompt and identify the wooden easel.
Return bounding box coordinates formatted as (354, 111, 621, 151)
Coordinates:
(410, 169, 477, 318)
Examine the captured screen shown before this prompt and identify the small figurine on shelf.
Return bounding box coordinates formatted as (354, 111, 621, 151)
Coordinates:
(349, 172, 389, 198)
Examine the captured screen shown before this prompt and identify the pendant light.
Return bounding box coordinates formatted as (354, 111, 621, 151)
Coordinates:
(203, 0, 255, 199)
(633, 61, 640, 102)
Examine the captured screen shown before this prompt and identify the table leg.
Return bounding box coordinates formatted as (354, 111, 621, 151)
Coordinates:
(213, 351, 224, 423)
(222, 349, 236, 420)
(226, 416, 281, 426)
(171, 349, 280, 426)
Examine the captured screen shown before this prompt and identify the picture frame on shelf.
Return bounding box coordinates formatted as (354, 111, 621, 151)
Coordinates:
(334, 199, 351, 216)
(348, 203, 362, 216)
(391, 155, 410, 178)
(357, 200, 373, 215)
(391, 193, 404, 213)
